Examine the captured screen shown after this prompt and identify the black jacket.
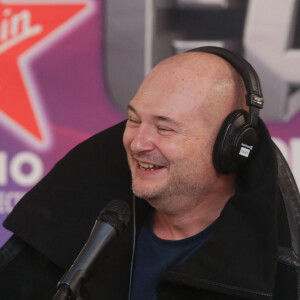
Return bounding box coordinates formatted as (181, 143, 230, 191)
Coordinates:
(0, 120, 300, 300)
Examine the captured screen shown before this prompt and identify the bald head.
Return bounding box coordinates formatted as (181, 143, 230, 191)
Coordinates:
(145, 52, 247, 127)
(133, 52, 246, 140)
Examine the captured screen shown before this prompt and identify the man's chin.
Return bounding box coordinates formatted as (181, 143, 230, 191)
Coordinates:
(132, 185, 162, 202)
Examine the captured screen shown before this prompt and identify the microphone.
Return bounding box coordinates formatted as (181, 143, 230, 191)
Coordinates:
(52, 199, 131, 300)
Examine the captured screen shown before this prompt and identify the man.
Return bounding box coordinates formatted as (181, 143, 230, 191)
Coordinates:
(123, 51, 247, 298)
(0, 48, 299, 299)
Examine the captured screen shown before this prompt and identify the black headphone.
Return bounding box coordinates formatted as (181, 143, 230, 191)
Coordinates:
(187, 46, 264, 174)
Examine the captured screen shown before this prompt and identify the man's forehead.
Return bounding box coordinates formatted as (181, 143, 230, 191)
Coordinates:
(132, 61, 208, 104)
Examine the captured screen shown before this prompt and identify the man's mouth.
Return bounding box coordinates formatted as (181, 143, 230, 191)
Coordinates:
(137, 161, 163, 171)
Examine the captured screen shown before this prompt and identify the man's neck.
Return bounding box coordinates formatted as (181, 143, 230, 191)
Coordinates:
(151, 188, 234, 240)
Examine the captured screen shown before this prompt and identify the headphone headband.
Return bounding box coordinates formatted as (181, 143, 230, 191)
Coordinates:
(187, 46, 264, 125)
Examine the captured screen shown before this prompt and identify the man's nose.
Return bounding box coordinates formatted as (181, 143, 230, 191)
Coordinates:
(130, 126, 155, 153)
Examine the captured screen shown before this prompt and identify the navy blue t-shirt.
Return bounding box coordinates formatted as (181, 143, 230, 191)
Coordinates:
(130, 215, 215, 300)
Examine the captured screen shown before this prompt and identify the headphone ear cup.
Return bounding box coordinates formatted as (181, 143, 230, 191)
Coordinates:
(213, 110, 258, 174)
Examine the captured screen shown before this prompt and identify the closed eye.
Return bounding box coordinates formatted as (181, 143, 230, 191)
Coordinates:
(158, 127, 174, 135)
(158, 127, 172, 131)
(128, 117, 140, 124)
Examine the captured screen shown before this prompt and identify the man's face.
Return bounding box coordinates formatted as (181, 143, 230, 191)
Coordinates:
(123, 58, 223, 213)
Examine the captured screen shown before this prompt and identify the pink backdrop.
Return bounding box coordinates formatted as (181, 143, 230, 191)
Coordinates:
(0, 0, 299, 246)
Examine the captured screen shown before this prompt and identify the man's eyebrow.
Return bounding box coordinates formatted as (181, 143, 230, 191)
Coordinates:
(127, 104, 182, 128)
(154, 115, 181, 127)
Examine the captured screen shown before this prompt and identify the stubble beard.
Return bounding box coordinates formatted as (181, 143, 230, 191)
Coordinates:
(131, 164, 215, 215)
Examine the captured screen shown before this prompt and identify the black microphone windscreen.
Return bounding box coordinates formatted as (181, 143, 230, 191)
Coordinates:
(97, 199, 131, 234)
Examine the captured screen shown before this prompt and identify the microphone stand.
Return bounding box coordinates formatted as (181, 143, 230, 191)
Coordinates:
(51, 200, 131, 300)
